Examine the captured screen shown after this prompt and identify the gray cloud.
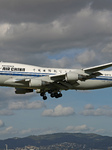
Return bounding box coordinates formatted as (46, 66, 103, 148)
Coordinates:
(0, 0, 112, 67)
(8, 100, 46, 110)
(0, 0, 90, 24)
(91, 0, 112, 11)
(2, 7, 112, 51)
(0, 87, 36, 104)
(0, 0, 112, 139)
(0, 87, 45, 116)
(0, 0, 111, 24)
(0, 109, 14, 116)
(0, 120, 5, 127)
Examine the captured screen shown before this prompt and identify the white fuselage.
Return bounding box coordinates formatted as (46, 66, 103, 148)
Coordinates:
(0, 62, 112, 91)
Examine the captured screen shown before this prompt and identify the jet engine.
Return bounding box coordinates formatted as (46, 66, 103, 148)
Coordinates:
(65, 72, 83, 81)
(15, 88, 33, 94)
(29, 79, 49, 88)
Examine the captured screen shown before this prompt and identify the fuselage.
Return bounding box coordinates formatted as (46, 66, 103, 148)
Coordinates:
(0, 62, 112, 91)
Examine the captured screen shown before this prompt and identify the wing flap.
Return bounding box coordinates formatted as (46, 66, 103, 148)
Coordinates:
(14, 78, 30, 83)
(5, 78, 30, 84)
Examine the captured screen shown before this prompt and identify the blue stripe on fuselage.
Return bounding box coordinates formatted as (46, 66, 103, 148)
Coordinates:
(0, 71, 112, 81)
(0, 71, 54, 77)
(91, 77, 112, 81)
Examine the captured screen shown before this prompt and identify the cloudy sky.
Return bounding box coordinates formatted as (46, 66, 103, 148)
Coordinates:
(0, 0, 112, 139)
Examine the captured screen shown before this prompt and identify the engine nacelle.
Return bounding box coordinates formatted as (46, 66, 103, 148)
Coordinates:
(29, 79, 49, 88)
(65, 72, 82, 81)
(15, 88, 33, 94)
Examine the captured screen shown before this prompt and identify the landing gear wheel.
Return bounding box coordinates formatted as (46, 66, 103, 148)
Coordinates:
(40, 92, 45, 96)
(54, 93, 59, 98)
(50, 91, 62, 99)
(43, 95, 47, 100)
(58, 93, 62, 97)
(51, 93, 55, 98)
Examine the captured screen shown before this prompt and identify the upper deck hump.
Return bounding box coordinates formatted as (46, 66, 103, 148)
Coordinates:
(0, 62, 76, 74)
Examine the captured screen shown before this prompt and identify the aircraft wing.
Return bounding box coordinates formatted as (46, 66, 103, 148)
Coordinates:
(50, 73, 66, 81)
(49, 62, 112, 87)
(4, 78, 31, 85)
(84, 62, 112, 73)
(5, 62, 112, 93)
(14, 78, 30, 83)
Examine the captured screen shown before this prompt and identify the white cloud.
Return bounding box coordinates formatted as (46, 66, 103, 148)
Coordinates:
(80, 104, 112, 117)
(0, 0, 112, 140)
(20, 128, 40, 135)
(0, 87, 46, 117)
(42, 104, 75, 117)
(0, 126, 14, 135)
(65, 124, 90, 132)
(84, 104, 94, 110)
(0, 24, 11, 37)
(8, 100, 46, 110)
(0, 126, 60, 139)
(65, 124, 112, 136)
(0, 125, 111, 140)
(0, 87, 45, 116)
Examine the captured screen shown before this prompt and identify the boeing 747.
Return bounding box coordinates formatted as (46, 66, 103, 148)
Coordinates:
(0, 62, 112, 100)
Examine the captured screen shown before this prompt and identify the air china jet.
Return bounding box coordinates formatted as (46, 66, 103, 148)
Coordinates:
(0, 62, 112, 100)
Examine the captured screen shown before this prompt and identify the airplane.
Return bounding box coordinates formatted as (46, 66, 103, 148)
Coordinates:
(0, 61, 112, 100)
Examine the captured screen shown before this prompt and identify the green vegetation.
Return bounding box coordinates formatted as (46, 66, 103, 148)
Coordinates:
(0, 133, 112, 149)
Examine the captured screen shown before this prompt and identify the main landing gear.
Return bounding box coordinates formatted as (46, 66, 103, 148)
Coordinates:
(40, 91, 62, 100)
(40, 92, 47, 100)
(50, 92, 62, 98)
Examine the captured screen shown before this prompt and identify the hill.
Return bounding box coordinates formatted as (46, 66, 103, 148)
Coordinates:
(0, 133, 112, 149)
